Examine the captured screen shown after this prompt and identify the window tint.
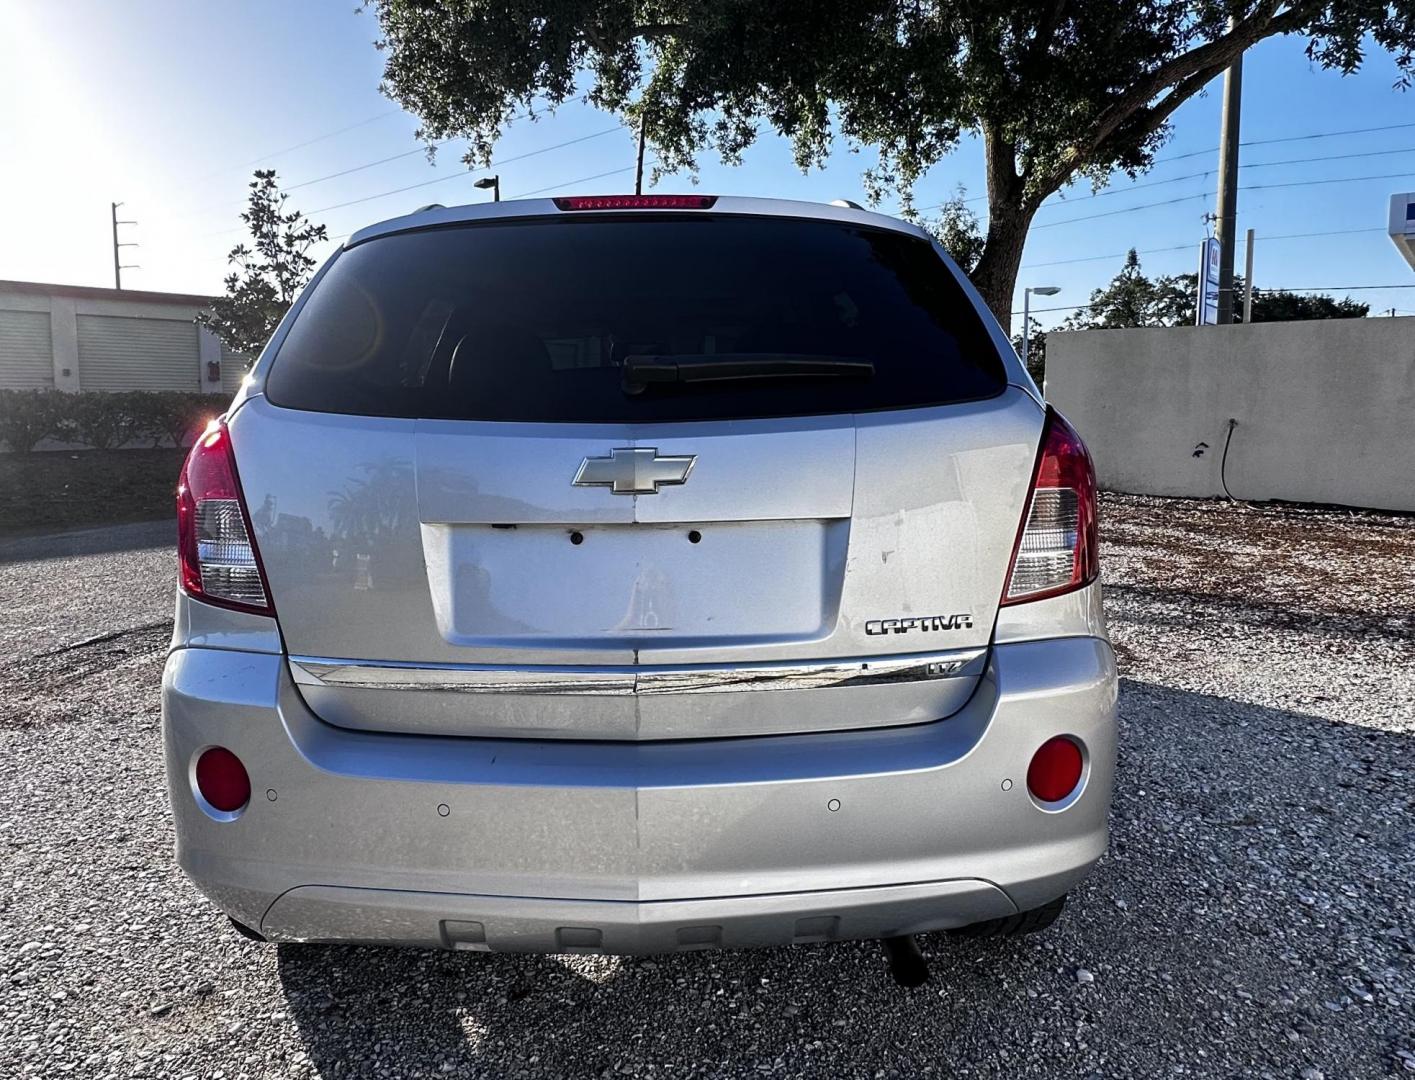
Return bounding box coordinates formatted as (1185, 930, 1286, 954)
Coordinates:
(266, 216, 1007, 423)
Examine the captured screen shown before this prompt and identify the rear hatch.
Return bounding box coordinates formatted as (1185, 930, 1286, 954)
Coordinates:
(229, 206, 1044, 739)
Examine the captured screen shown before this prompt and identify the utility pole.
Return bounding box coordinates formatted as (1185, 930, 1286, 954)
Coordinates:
(634, 112, 647, 196)
(111, 201, 138, 290)
(1214, 22, 1244, 325)
(1242, 228, 1255, 324)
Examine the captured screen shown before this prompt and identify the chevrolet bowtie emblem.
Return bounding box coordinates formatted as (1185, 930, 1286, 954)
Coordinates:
(573, 447, 696, 495)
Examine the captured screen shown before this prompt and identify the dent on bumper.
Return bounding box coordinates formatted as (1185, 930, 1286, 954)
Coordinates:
(162, 636, 1117, 950)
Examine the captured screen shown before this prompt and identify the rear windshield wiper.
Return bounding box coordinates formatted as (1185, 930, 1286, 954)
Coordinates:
(622, 354, 875, 394)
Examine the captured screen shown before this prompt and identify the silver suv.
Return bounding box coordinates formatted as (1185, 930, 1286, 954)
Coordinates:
(164, 194, 1116, 981)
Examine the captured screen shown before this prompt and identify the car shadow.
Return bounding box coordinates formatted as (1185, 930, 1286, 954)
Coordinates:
(278, 678, 1414, 1077)
(0, 518, 172, 564)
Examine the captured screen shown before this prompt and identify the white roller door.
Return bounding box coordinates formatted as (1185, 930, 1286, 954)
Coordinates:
(0, 310, 54, 389)
(77, 315, 199, 391)
(220, 342, 250, 395)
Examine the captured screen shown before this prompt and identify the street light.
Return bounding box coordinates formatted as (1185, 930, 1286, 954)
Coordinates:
(474, 175, 501, 202)
(1022, 285, 1061, 373)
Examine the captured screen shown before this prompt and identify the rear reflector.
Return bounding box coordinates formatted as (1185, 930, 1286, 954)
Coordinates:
(177, 421, 273, 615)
(554, 194, 717, 211)
(195, 747, 251, 813)
(1027, 736, 1084, 803)
(1002, 408, 1099, 605)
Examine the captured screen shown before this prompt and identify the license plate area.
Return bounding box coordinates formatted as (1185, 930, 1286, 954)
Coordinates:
(421, 519, 846, 647)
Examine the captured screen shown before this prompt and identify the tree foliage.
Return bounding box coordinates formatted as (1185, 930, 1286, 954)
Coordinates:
(1017, 248, 1371, 380)
(1010, 318, 1047, 385)
(1062, 250, 1196, 331)
(1241, 287, 1370, 321)
(197, 169, 327, 358)
(926, 186, 986, 277)
(369, 0, 1415, 328)
(1064, 249, 1371, 331)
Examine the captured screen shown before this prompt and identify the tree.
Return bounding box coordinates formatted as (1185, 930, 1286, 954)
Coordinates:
(368, 1, 1414, 331)
(198, 170, 327, 358)
(1152, 273, 1369, 322)
(1062, 250, 1196, 330)
(1010, 318, 1048, 384)
(1243, 288, 1369, 322)
(927, 186, 986, 276)
(1057, 249, 1370, 337)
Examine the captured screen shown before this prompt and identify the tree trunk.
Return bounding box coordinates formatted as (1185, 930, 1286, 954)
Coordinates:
(970, 126, 1038, 335)
(970, 199, 1036, 335)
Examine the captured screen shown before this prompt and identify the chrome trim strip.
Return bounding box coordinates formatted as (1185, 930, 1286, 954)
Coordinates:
(287, 648, 987, 697)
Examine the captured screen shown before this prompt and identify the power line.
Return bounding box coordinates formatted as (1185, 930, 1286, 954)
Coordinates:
(284, 108, 537, 192)
(1246, 143, 1415, 170)
(190, 109, 402, 182)
(1247, 169, 1415, 193)
(202, 125, 629, 237)
(1022, 227, 1387, 269)
(306, 127, 625, 216)
(313, 164, 642, 246)
(1025, 243, 1195, 269)
(995, 144, 1415, 212)
(183, 113, 539, 223)
(510, 166, 636, 198)
(1022, 168, 1415, 231)
(286, 145, 442, 191)
(1030, 192, 1210, 229)
(1265, 282, 1415, 291)
(927, 124, 1415, 213)
(1148, 119, 1415, 166)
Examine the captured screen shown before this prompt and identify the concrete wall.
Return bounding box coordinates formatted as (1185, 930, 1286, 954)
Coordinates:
(1046, 318, 1415, 513)
(0, 281, 239, 394)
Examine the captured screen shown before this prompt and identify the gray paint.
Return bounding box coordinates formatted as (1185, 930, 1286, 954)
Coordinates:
(164, 634, 1116, 945)
(1046, 319, 1415, 512)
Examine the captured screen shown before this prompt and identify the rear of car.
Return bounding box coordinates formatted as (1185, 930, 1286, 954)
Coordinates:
(163, 196, 1116, 957)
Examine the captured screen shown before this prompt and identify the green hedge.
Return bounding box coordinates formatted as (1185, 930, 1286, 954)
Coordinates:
(0, 389, 227, 454)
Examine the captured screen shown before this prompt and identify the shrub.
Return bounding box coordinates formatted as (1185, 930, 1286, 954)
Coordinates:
(129, 392, 223, 449)
(55, 392, 150, 451)
(0, 390, 230, 452)
(0, 389, 67, 453)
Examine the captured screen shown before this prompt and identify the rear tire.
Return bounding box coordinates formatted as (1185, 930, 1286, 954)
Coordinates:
(948, 894, 1067, 939)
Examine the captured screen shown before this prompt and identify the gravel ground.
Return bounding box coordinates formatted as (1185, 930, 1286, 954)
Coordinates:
(2, 496, 1412, 1079)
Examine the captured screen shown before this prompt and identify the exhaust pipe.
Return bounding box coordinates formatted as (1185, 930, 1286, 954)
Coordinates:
(880, 934, 929, 987)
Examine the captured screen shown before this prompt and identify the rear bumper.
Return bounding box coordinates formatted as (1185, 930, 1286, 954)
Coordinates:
(162, 636, 1117, 954)
(261, 880, 1015, 953)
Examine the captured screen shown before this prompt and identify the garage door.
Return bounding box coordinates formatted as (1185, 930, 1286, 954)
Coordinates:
(221, 342, 250, 395)
(0, 310, 54, 389)
(77, 315, 199, 391)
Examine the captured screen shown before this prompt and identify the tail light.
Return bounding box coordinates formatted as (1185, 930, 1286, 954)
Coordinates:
(176, 420, 273, 615)
(1002, 408, 1099, 605)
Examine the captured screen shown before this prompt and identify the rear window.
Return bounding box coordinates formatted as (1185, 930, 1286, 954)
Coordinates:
(266, 215, 1006, 423)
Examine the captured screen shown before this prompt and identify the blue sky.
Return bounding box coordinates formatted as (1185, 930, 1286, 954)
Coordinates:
(2, 0, 1413, 326)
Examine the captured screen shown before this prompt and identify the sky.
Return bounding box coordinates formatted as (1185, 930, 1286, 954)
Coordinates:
(2, 0, 1413, 327)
